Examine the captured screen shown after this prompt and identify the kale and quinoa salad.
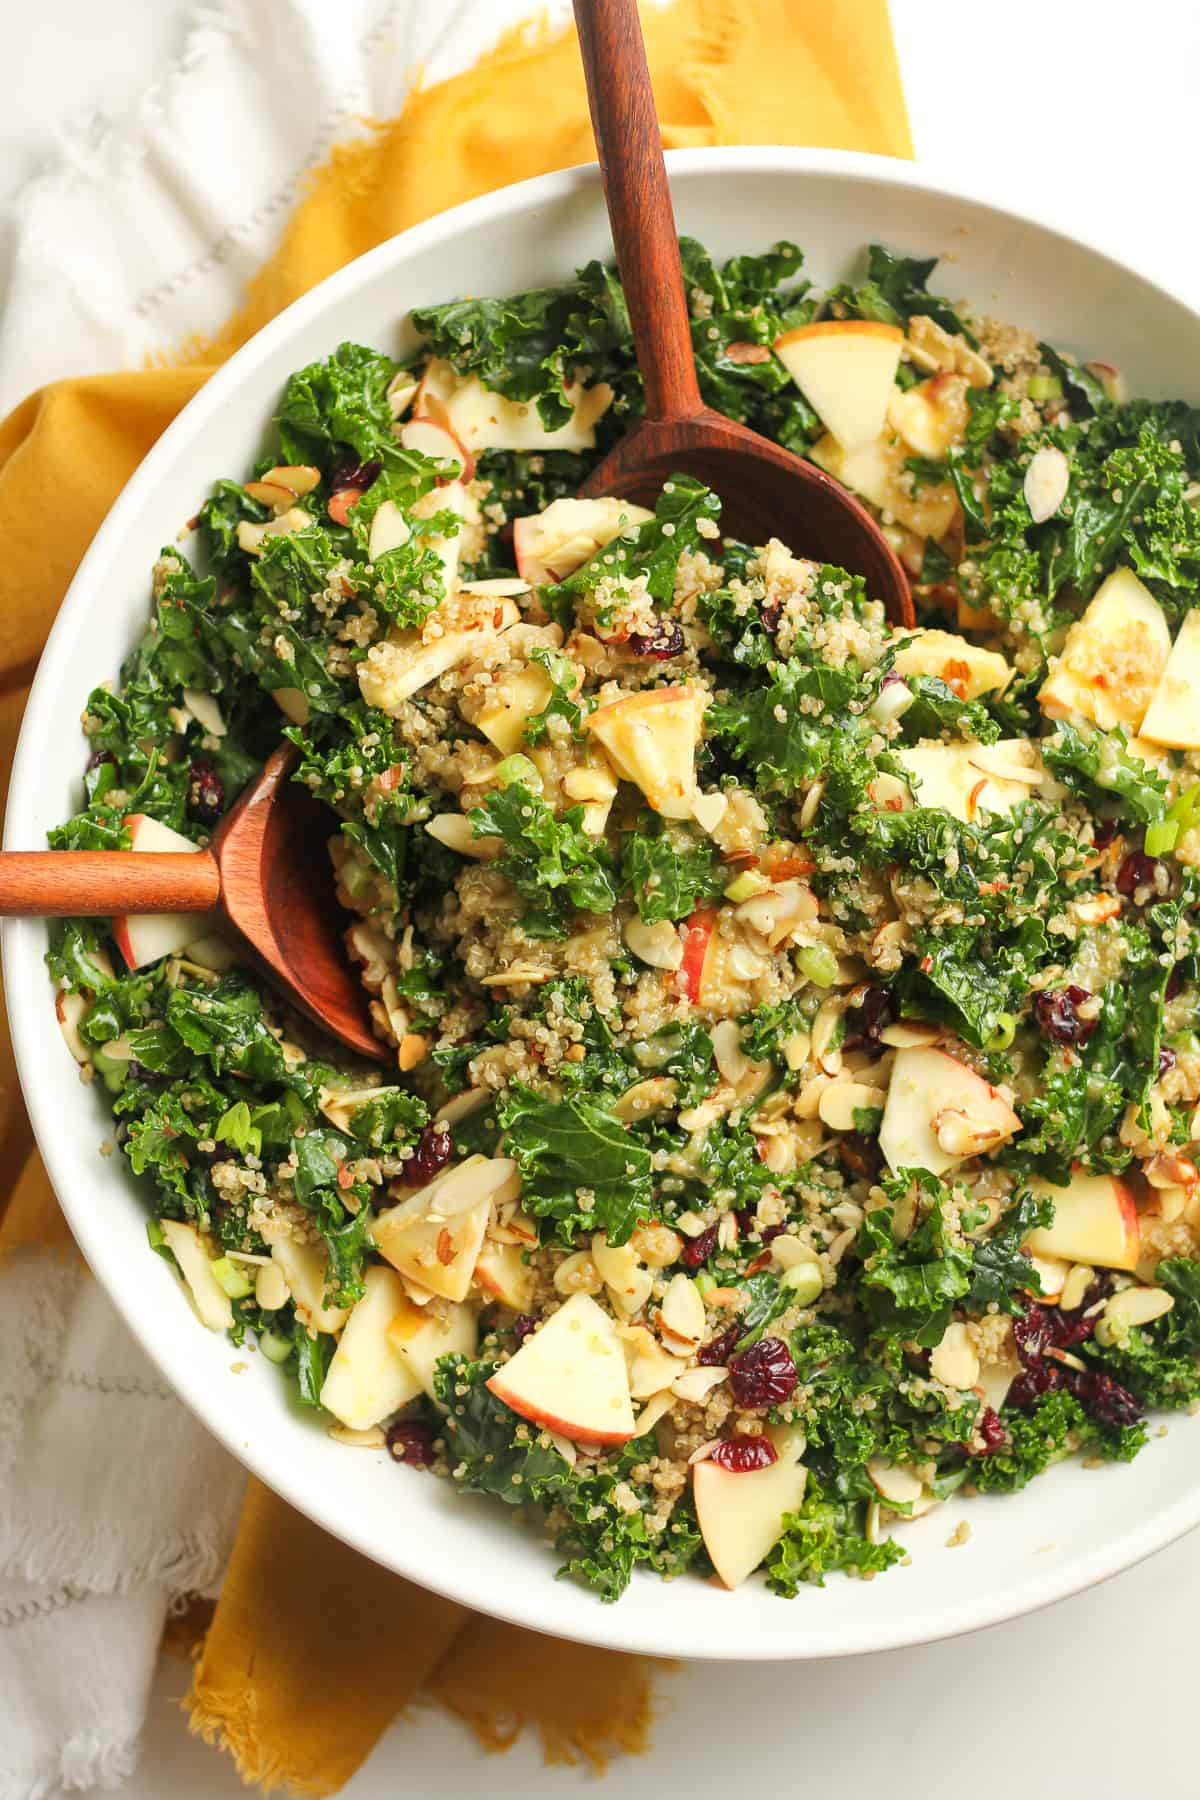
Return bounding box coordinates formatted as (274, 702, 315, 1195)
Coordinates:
(48, 240, 1200, 1600)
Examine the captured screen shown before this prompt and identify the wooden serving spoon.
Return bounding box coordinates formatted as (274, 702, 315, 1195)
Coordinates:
(571, 0, 914, 626)
(0, 745, 387, 1061)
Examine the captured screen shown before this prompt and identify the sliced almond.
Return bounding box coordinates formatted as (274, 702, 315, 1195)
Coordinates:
(426, 813, 501, 859)
(659, 1272, 706, 1347)
(181, 687, 227, 738)
(878, 1021, 942, 1049)
(1058, 1263, 1095, 1312)
(1028, 1253, 1069, 1303)
(817, 1079, 887, 1133)
(478, 964, 552, 988)
(420, 1155, 519, 1218)
(933, 1106, 1010, 1158)
(866, 1457, 924, 1508)
(434, 1087, 491, 1128)
(1100, 1285, 1175, 1338)
(611, 1076, 678, 1123)
(329, 1423, 388, 1448)
(623, 915, 684, 971)
(245, 477, 300, 512)
(262, 463, 321, 497)
(770, 1234, 820, 1272)
(1024, 444, 1070, 524)
(629, 1344, 689, 1398)
(811, 997, 844, 1075)
(671, 1366, 728, 1404)
(553, 1250, 603, 1296)
(691, 790, 729, 834)
(782, 1030, 811, 1072)
(929, 1321, 980, 1391)
(632, 1391, 676, 1437)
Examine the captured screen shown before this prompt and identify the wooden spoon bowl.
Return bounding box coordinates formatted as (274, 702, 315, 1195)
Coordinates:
(573, 0, 913, 626)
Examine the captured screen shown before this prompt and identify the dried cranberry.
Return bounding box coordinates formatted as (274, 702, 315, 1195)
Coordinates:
(728, 1336, 798, 1408)
(1166, 962, 1186, 1001)
(85, 748, 117, 773)
(1092, 819, 1122, 849)
(1159, 1044, 1177, 1081)
(1006, 1361, 1064, 1410)
(1033, 984, 1099, 1047)
(1072, 1369, 1142, 1431)
(710, 1433, 778, 1473)
(839, 1132, 882, 1181)
(512, 1314, 537, 1345)
(386, 1419, 437, 1468)
(680, 1223, 719, 1268)
(628, 620, 685, 659)
(698, 1322, 746, 1366)
(1116, 850, 1161, 898)
(406, 1123, 453, 1186)
(761, 598, 782, 636)
(845, 984, 893, 1051)
(331, 457, 381, 493)
(978, 1407, 1007, 1453)
(186, 758, 225, 826)
(127, 1060, 163, 1086)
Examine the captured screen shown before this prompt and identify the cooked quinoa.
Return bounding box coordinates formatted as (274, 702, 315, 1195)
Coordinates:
(50, 240, 1200, 1600)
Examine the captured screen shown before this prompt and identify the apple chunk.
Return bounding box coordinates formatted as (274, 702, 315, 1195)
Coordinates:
(879, 1046, 1022, 1176)
(320, 1265, 421, 1430)
(1139, 609, 1200, 750)
(415, 357, 613, 454)
(586, 685, 707, 820)
(113, 814, 214, 970)
(774, 320, 903, 452)
(882, 738, 1061, 824)
(1024, 1173, 1139, 1272)
(485, 1292, 636, 1444)
(889, 628, 1013, 701)
(473, 1239, 534, 1312)
(386, 1296, 478, 1402)
(693, 1428, 807, 1590)
(371, 1154, 519, 1302)
(513, 496, 653, 586)
(1039, 566, 1170, 731)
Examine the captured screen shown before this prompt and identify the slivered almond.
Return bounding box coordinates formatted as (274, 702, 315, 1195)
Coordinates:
(547, 1431, 578, 1467)
(817, 1080, 887, 1133)
(687, 1438, 723, 1466)
(479, 964, 552, 987)
(811, 997, 843, 1074)
(799, 778, 826, 830)
(671, 1366, 728, 1403)
(1059, 1263, 1095, 1312)
(967, 754, 1044, 787)
(659, 1273, 706, 1347)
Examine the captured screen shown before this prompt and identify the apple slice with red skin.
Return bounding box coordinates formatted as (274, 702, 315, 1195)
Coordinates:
(112, 814, 214, 970)
(678, 908, 717, 1003)
(473, 1239, 534, 1312)
(879, 1045, 1021, 1177)
(774, 320, 904, 452)
(586, 685, 707, 820)
(1024, 1172, 1140, 1272)
(693, 1426, 808, 1589)
(485, 1292, 636, 1444)
(513, 496, 653, 586)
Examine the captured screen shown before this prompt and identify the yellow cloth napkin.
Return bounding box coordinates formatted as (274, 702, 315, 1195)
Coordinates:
(0, 2, 911, 1790)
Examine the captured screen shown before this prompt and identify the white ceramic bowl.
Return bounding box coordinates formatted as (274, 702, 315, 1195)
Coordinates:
(8, 148, 1200, 1660)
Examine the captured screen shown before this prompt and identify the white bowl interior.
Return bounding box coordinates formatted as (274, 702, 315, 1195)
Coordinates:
(7, 149, 1200, 1659)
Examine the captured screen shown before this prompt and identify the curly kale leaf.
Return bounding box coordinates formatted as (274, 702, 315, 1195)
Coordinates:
(276, 340, 406, 471)
(966, 1189, 1052, 1312)
(1042, 720, 1168, 826)
(765, 1482, 904, 1594)
(826, 244, 975, 343)
(499, 1084, 653, 1246)
(899, 675, 1001, 745)
(621, 818, 725, 923)
(707, 655, 887, 816)
(467, 781, 617, 936)
(855, 1171, 975, 1347)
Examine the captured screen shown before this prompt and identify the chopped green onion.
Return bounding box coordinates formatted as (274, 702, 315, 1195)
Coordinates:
(693, 1269, 716, 1298)
(210, 1256, 255, 1300)
(780, 1262, 823, 1305)
(797, 943, 839, 988)
(258, 1328, 294, 1365)
(494, 753, 541, 791)
(1145, 818, 1180, 856)
(1027, 373, 1063, 401)
(1167, 781, 1200, 834)
(985, 1013, 1017, 1052)
(724, 870, 770, 903)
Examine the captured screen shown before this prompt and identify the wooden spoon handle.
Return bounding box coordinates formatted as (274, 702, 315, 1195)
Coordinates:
(573, 0, 703, 423)
(0, 851, 222, 917)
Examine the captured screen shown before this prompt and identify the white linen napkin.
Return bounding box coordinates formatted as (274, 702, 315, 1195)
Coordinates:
(0, 1, 548, 1793)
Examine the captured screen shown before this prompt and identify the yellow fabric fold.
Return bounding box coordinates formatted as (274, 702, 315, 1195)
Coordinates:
(0, 1, 910, 1791)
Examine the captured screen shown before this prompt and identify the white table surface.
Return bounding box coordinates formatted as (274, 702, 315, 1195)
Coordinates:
(6, 3, 1200, 1796)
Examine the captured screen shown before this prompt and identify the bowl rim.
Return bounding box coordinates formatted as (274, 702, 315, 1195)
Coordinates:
(8, 144, 1200, 1660)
